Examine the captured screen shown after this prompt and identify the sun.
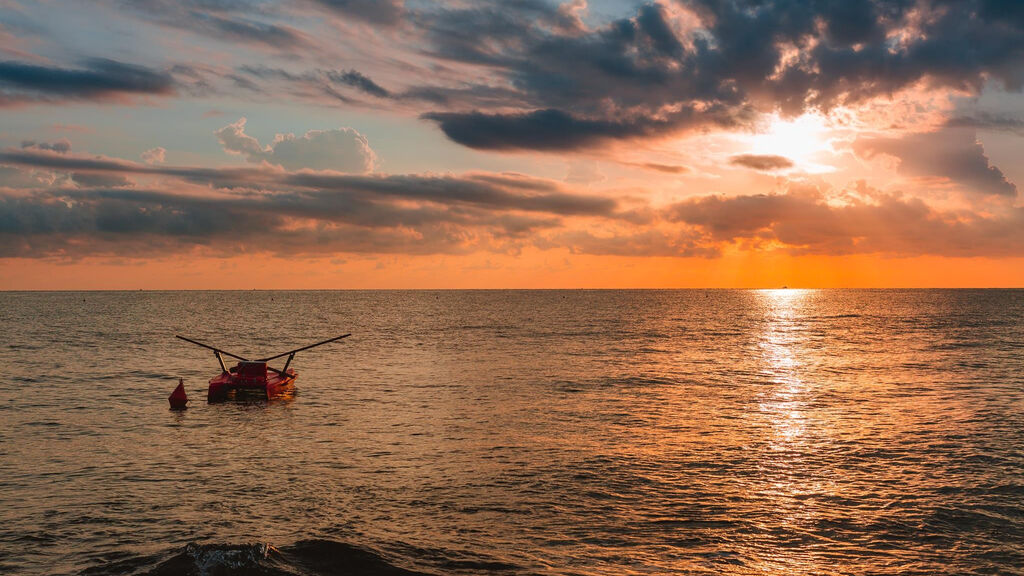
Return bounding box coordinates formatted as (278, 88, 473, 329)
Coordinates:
(745, 113, 834, 172)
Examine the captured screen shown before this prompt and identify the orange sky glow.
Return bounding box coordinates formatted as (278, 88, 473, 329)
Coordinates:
(2, 1, 1024, 288)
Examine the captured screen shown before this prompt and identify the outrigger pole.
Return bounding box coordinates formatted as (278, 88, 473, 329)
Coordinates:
(175, 335, 247, 373)
(258, 334, 352, 362)
(175, 333, 351, 377)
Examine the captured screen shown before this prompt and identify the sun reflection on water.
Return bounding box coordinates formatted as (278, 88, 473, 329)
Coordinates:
(750, 289, 825, 572)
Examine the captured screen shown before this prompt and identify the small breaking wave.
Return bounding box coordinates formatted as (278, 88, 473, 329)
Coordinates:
(81, 539, 438, 576)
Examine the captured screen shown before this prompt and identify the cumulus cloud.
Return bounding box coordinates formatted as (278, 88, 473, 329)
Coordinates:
(0, 165, 59, 188)
(853, 128, 1017, 197)
(141, 147, 166, 164)
(729, 154, 794, 172)
(215, 118, 377, 173)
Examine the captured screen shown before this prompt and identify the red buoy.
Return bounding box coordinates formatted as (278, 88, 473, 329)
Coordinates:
(169, 378, 188, 410)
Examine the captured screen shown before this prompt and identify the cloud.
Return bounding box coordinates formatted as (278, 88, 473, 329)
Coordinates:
(310, 0, 404, 26)
(71, 172, 132, 188)
(0, 164, 59, 188)
(141, 147, 166, 164)
(622, 162, 690, 174)
(0, 58, 175, 105)
(21, 139, 71, 154)
(945, 112, 1024, 135)
(190, 13, 307, 49)
(853, 128, 1017, 197)
(5, 146, 1024, 261)
(553, 229, 715, 258)
(120, 1, 309, 50)
(410, 0, 1024, 151)
(423, 106, 748, 151)
(232, 65, 395, 105)
(0, 147, 622, 258)
(215, 118, 377, 172)
(729, 154, 794, 171)
(0, 148, 567, 213)
(324, 69, 390, 98)
(669, 183, 1024, 257)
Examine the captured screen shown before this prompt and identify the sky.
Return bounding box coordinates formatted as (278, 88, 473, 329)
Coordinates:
(2, 0, 1024, 289)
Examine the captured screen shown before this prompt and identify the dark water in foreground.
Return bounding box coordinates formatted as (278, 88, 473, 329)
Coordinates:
(1, 290, 1023, 575)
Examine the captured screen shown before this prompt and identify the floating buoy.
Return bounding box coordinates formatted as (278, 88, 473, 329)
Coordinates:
(169, 378, 188, 410)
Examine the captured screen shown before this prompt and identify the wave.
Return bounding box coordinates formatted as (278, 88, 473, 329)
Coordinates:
(81, 539, 438, 576)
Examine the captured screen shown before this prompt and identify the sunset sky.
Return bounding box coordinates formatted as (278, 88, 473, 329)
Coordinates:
(2, 0, 1024, 288)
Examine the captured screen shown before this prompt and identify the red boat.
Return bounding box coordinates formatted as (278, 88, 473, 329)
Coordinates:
(176, 334, 350, 401)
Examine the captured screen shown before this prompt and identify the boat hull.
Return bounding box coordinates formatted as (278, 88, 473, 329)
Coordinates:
(207, 367, 297, 401)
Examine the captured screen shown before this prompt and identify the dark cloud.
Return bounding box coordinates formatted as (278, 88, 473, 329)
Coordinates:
(236, 66, 396, 104)
(21, 139, 71, 154)
(421, 109, 649, 151)
(945, 112, 1024, 135)
(0, 180, 570, 258)
(729, 154, 794, 171)
(310, 0, 403, 26)
(412, 0, 1024, 151)
(0, 148, 622, 258)
(325, 70, 390, 98)
(416, 2, 753, 149)
(190, 12, 308, 49)
(71, 172, 133, 188)
(4, 145, 1024, 259)
(422, 105, 748, 151)
(120, 1, 308, 50)
(0, 141, 637, 258)
(853, 127, 1017, 197)
(0, 58, 175, 104)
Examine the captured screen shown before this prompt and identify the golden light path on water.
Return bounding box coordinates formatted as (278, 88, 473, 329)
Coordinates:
(753, 288, 821, 573)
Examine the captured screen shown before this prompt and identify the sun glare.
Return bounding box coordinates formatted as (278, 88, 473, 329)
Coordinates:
(747, 114, 833, 172)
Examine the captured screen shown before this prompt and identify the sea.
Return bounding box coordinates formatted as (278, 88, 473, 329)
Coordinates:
(1, 289, 1022, 576)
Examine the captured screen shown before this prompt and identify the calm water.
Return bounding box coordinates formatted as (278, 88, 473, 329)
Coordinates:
(1, 290, 1023, 575)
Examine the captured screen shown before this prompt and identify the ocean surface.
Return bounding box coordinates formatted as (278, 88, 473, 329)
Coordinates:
(1, 289, 1023, 575)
